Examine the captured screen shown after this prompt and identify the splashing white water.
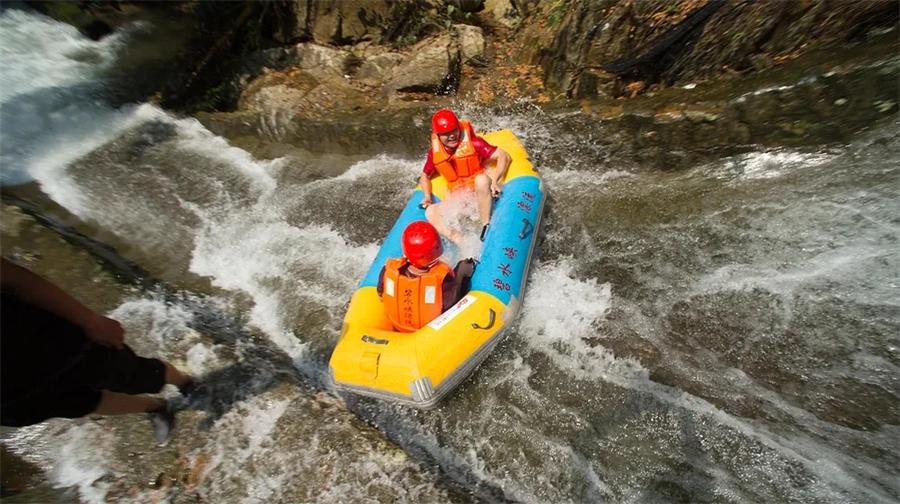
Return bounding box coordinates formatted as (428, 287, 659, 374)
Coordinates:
(171, 114, 281, 196)
(4, 421, 119, 503)
(433, 190, 484, 261)
(183, 390, 452, 503)
(45, 423, 118, 502)
(0, 8, 139, 187)
(191, 394, 293, 503)
(544, 168, 635, 191)
(106, 296, 232, 378)
(332, 154, 418, 182)
(188, 205, 377, 366)
(710, 149, 835, 181)
(518, 257, 638, 379)
(0, 9, 125, 102)
(696, 244, 897, 305)
(109, 297, 195, 349)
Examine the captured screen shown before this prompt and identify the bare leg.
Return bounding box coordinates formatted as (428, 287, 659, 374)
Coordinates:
(474, 174, 492, 226)
(162, 360, 192, 387)
(93, 390, 164, 415)
(425, 203, 462, 243)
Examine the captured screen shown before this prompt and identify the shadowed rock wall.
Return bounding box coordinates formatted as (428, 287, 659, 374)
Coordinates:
(538, 0, 899, 98)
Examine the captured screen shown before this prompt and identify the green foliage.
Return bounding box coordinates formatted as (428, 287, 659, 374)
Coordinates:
(445, 2, 477, 29)
(387, 2, 458, 48)
(396, 33, 418, 47)
(445, 3, 456, 29)
(37, 2, 91, 28)
(196, 80, 233, 113)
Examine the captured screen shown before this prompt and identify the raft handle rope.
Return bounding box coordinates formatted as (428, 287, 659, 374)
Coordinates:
(472, 308, 496, 330)
(518, 218, 534, 240)
(362, 335, 390, 345)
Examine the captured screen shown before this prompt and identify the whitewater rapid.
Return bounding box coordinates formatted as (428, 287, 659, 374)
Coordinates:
(1, 7, 898, 504)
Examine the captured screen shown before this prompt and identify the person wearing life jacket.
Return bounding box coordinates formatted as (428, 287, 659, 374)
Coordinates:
(378, 221, 475, 332)
(420, 109, 511, 242)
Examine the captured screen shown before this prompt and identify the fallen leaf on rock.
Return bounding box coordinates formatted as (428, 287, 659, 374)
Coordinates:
(186, 451, 209, 489)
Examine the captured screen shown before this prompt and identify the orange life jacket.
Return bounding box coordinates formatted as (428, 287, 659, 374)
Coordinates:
(382, 258, 452, 332)
(431, 120, 485, 190)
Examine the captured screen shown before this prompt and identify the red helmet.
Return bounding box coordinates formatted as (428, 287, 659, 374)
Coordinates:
(402, 221, 443, 268)
(431, 109, 459, 134)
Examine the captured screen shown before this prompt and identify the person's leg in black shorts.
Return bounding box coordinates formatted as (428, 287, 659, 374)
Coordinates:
(2, 343, 190, 423)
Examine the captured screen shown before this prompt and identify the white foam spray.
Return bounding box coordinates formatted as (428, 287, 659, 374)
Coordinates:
(0, 9, 139, 189)
(518, 257, 632, 379)
(5, 421, 119, 503)
(188, 206, 378, 366)
(106, 296, 233, 379)
(708, 149, 835, 182)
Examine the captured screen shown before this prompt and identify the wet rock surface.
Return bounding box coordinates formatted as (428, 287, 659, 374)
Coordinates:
(194, 34, 898, 175)
(233, 23, 485, 117)
(538, 0, 899, 98)
(27, 1, 898, 113)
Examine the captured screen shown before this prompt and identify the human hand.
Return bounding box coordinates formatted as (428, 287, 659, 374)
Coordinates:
(490, 179, 503, 198)
(420, 195, 432, 209)
(84, 315, 125, 349)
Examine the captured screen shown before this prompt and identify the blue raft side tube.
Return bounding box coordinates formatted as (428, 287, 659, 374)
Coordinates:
(472, 176, 544, 304)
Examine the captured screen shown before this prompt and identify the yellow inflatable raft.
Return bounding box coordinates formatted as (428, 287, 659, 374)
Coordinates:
(329, 130, 544, 408)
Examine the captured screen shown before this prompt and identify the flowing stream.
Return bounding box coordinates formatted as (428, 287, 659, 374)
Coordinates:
(1, 8, 898, 503)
